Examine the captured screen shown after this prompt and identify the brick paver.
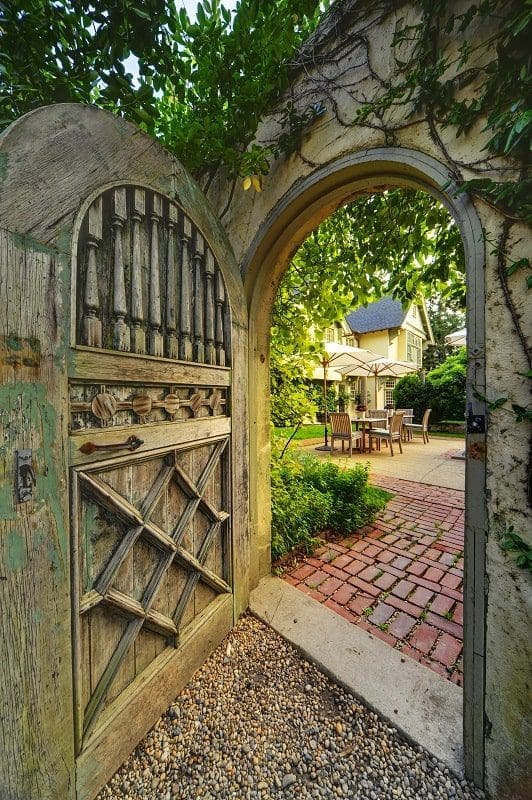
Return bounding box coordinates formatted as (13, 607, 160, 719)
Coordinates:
(282, 474, 464, 685)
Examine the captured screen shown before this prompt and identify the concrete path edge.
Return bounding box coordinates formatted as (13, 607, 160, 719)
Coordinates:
(249, 576, 464, 776)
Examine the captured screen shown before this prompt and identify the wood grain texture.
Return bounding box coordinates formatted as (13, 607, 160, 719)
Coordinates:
(0, 103, 249, 800)
(0, 229, 75, 799)
(70, 348, 231, 387)
(77, 594, 233, 800)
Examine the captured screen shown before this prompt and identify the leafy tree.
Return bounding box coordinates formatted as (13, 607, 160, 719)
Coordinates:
(425, 347, 467, 421)
(270, 350, 316, 426)
(0, 0, 329, 180)
(393, 375, 432, 423)
(270, 187, 465, 419)
(423, 297, 465, 371)
(272, 188, 464, 349)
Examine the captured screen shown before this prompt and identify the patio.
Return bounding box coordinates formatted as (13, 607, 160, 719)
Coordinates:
(281, 437, 465, 684)
(300, 433, 465, 490)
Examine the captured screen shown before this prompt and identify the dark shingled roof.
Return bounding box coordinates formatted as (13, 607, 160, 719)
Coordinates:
(346, 297, 407, 333)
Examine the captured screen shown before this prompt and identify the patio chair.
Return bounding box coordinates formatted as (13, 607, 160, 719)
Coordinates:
(329, 412, 362, 456)
(396, 408, 413, 440)
(366, 409, 389, 428)
(404, 408, 432, 444)
(367, 410, 405, 456)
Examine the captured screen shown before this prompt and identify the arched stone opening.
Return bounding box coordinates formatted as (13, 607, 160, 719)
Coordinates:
(243, 147, 486, 782)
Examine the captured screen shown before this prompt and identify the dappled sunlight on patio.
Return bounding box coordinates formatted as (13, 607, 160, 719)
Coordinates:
(297, 435, 465, 491)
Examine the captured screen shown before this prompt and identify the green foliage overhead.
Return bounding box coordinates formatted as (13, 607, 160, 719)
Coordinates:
(0, 0, 328, 178)
(270, 441, 390, 560)
(273, 188, 465, 354)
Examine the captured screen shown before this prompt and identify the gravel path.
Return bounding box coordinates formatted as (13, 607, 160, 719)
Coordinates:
(98, 615, 485, 800)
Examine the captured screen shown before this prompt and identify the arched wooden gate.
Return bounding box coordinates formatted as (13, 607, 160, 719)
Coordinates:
(0, 105, 248, 800)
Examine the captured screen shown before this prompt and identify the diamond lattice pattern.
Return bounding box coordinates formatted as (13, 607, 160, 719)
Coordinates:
(75, 439, 230, 740)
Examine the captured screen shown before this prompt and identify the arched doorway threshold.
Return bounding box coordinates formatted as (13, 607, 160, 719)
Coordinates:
(243, 147, 487, 787)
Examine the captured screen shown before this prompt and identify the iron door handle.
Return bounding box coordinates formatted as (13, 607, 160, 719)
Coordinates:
(79, 435, 144, 455)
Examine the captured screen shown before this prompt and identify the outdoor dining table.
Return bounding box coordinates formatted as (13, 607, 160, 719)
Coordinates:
(351, 416, 389, 453)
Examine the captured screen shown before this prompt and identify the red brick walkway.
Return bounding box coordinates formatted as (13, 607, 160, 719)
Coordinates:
(283, 475, 464, 685)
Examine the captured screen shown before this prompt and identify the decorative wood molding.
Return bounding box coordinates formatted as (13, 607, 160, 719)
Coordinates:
(74, 186, 229, 366)
(71, 437, 231, 743)
(69, 383, 228, 430)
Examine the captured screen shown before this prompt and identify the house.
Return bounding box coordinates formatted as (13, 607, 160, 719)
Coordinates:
(313, 297, 434, 414)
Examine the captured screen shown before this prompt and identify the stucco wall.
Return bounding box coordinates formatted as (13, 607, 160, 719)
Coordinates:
(207, 1, 531, 796)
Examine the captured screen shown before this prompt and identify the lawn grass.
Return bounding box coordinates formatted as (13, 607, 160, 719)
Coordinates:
(273, 424, 325, 440)
(274, 424, 464, 441)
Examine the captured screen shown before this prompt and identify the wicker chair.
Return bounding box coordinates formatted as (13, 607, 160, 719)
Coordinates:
(367, 411, 405, 456)
(404, 408, 432, 444)
(329, 412, 362, 456)
(396, 408, 414, 440)
(366, 409, 389, 429)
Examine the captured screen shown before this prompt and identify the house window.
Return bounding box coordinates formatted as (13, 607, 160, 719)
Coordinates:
(325, 327, 335, 342)
(407, 331, 422, 365)
(384, 378, 396, 406)
(346, 335, 356, 347)
(349, 380, 360, 400)
(411, 305, 417, 318)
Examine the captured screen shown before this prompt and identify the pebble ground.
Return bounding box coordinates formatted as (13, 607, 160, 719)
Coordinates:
(98, 615, 485, 800)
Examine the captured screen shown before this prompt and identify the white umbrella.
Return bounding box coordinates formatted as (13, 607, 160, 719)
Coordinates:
(445, 328, 466, 347)
(336, 357, 420, 408)
(315, 342, 382, 450)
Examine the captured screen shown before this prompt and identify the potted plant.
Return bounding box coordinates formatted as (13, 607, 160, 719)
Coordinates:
(354, 392, 367, 412)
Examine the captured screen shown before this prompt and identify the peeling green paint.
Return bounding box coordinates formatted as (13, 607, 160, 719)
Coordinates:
(6, 528, 26, 570)
(0, 382, 68, 574)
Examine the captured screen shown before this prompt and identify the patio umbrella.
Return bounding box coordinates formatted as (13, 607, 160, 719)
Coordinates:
(335, 357, 420, 408)
(314, 342, 382, 450)
(445, 328, 466, 347)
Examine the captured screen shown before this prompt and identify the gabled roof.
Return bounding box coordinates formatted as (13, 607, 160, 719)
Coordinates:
(346, 297, 406, 333)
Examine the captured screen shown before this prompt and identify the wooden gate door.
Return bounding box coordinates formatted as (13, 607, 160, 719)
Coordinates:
(69, 185, 238, 798)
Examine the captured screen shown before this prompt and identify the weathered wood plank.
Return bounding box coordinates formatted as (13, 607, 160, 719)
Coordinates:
(70, 347, 231, 386)
(0, 229, 75, 799)
(70, 417, 231, 466)
(77, 594, 233, 800)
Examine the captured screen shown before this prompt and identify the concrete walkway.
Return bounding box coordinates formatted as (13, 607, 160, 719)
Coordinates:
(299, 435, 465, 490)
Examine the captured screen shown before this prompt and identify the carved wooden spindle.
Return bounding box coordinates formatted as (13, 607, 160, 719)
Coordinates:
(215, 268, 226, 366)
(193, 233, 205, 363)
(111, 188, 130, 351)
(130, 189, 146, 354)
(179, 216, 193, 361)
(148, 194, 163, 356)
(204, 249, 216, 365)
(165, 204, 179, 359)
(82, 197, 103, 347)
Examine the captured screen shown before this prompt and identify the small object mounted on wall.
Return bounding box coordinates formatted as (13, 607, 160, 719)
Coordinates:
(15, 449, 36, 503)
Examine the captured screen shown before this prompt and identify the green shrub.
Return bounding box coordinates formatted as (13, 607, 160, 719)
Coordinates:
(393, 374, 432, 421)
(394, 348, 466, 422)
(425, 348, 467, 421)
(270, 442, 391, 560)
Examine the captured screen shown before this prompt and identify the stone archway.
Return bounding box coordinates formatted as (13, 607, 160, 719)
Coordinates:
(206, 5, 531, 795)
(240, 147, 486, 783)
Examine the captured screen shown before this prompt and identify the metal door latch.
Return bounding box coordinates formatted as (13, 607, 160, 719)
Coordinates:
(15, 449, 36, 503)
